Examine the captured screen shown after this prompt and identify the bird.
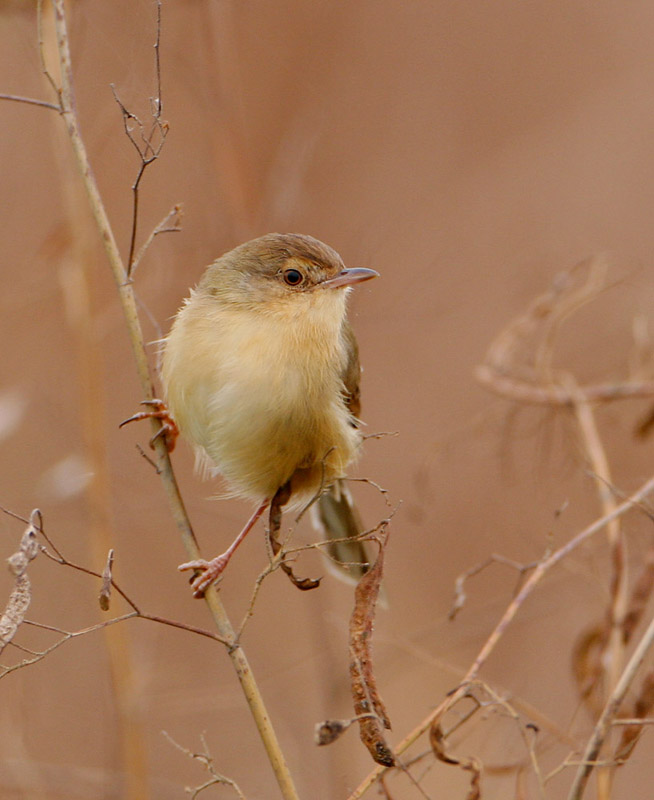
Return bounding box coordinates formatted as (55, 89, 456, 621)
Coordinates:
(126, 233, 378, 596)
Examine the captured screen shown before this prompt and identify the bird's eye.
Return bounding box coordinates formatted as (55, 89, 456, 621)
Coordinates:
(283, 268, 303, 286)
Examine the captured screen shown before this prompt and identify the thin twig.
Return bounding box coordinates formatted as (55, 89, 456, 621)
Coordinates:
(0, 507, 232, 649)
(38, 539, 230, 644)
(449, 552, 548, 620)
(1, 613, 138, 679)
(129, 203, 183, 276)
(163, 732, 247, 800)
(37, 0, 60, 98)
(476, 683, 547, 800)
(110, 1, 169, 276)
(475, 368, 654, 407)
(0, 93, 60, 111)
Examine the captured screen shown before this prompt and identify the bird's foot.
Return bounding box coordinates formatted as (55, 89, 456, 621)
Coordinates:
(178, 501, 270, 599)
(178, 554, 230, 598)
(119, 398, 179, 452)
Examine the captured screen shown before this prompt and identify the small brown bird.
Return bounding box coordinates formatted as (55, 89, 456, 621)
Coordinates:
(142, 233, 377, 595)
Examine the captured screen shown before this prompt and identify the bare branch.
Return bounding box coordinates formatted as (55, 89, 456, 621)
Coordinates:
(449, 551, 549, 620)
(109, 1, 171, 276)
(162, 732, 246, 800)
(129, 203, 183, 276)
(0, 93, 60, 111)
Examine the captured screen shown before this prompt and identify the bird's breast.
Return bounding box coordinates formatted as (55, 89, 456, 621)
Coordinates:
(163, 295, 359, 501)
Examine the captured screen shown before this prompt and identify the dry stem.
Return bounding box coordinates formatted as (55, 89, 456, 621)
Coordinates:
(474, 260, 654, 796)
(162, 732, 246, 799)
(567, 613, 654, 800)
(349, 473, 654, 799)
(42, 2, 299, 796)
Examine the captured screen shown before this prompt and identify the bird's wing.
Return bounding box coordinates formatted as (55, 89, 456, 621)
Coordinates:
(341, 319, 362, 420)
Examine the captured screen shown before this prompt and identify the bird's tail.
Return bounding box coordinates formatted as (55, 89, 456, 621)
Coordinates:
(311, 479, 372, 586)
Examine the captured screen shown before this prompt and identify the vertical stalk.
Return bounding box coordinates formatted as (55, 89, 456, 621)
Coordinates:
(49, 2, 299, 796)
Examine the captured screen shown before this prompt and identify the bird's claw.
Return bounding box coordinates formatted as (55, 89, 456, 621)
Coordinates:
(119, 398, 179, 452)
(178, 555, 229, 598)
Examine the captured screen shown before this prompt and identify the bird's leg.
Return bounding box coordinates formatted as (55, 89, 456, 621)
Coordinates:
(119, 399, 179, 452)
(179, 499, 270, 598)
(268, 483, 321, 591)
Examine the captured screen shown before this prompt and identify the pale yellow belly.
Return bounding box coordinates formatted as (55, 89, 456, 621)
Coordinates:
(202, 381, 358, 501)
(163, 301, 360, 503)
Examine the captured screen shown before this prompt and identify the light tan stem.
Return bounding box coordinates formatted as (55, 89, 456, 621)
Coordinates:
(49, 2, 299, 797)
(571, 385, 629, 796)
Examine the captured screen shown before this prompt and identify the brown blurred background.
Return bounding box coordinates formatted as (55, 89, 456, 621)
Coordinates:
(2, 2, 654, 798)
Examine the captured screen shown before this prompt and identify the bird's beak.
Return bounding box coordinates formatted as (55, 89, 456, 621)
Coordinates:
(320, 267, 379, 290)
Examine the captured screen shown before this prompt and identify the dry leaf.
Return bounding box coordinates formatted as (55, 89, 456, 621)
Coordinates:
(349, 534, 394, 766)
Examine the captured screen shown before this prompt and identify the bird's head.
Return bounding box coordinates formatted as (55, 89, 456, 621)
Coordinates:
(199, 233, 378, 316)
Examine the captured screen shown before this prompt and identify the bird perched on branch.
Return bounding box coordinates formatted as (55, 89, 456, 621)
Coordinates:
(125, 233, 378, 596)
